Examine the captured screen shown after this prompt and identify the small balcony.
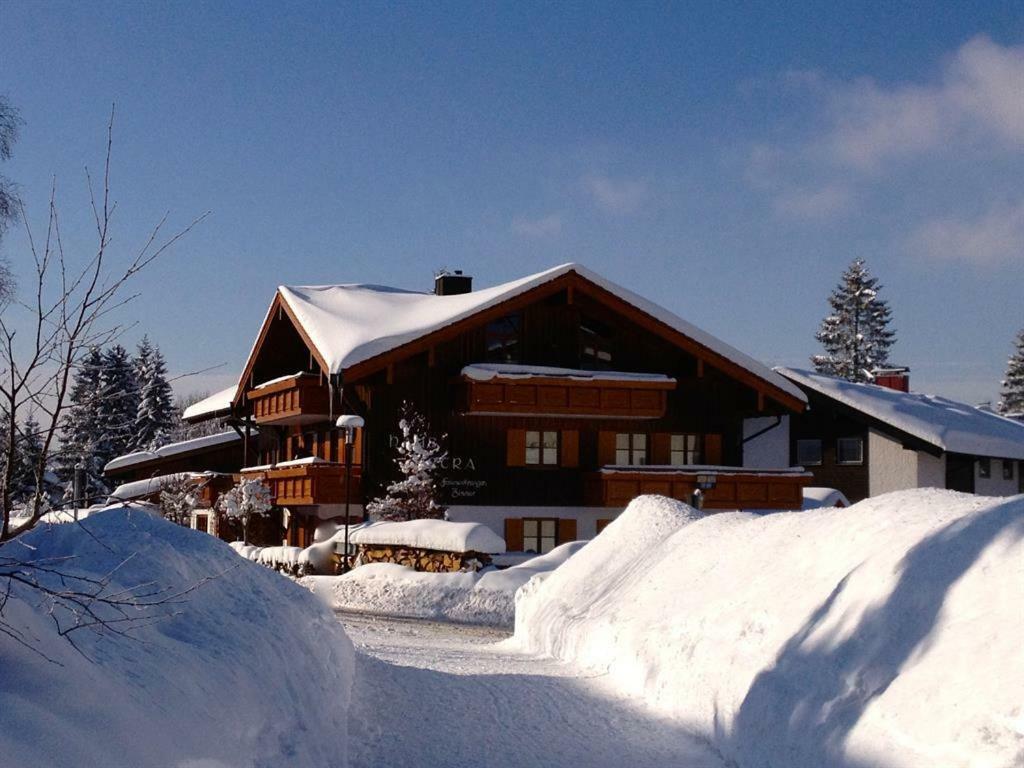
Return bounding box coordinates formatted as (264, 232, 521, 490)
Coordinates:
(584, 466, 810, 510)
(246, 373, 331, 425)
(240, 459, 362, 507)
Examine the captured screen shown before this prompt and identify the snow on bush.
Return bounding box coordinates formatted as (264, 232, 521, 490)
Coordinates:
(513, 490, 1024, 768)
(350, 518, 506, 554)
(216, 476, 272, 543)
(0, 505, 354, 768)
(302, 541, 585, 627)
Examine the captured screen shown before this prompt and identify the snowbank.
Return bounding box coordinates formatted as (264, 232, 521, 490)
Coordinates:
(513, 490, 1024, 768)
(0, 506, 354, 768)
(302, 541, 585, 627)
(350, 518, 506, 554)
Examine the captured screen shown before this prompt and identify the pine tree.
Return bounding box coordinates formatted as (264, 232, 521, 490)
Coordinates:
(366, 403, 448, 522)
(812, 258, 897, 382)
(11, 413, 43, 505)
(56, 346, 106, 494)
(95, 344, 140, 470)
(133, 336, 175, 451)
(998, 329, 1024, 419)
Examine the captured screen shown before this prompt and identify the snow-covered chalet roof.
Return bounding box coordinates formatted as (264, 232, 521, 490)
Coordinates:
(778, 367, 1024, 461)
(271, 263, 805, 403)
(104, 431, 244, 473)
(182, 386, 236, 422)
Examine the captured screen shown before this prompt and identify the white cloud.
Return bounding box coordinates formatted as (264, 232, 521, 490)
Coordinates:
(581, 174, 650, 215)
(511, 213, 562, 237)
(907, 199, 1024, 265)
(773, 185, 854, 219)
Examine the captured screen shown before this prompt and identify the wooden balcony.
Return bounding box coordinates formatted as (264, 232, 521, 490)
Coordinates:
(462, 366, 675, 419)
(246, 374, 330, 425)
(584, 466, 810, 510)
(240, 461, 362, 507)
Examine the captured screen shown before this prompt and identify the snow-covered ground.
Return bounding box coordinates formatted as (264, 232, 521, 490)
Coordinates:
(341, 611, 722, 768)
(513, 490, 1024, 768)
(0, 506, 354, 768)
(302, 541, 585, 627)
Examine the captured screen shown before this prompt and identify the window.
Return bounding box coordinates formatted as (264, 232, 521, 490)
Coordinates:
(670, 434, 702, 466)
(1003, 460, 1015, 481)
(796, 439, 823, 466)
(978, 457, 991, 479)
(523, 518, 557, 554)
(580, 316, 613, 370)
(526, 430, 559, 465)
(485, 314, 521, 363)
(615, 433, 647, 465)
(836, 437, 864, 465)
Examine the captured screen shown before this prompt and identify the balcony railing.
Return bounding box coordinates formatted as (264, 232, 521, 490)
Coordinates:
(240, 460, 361, 507)
(584, 465, 810, 510)
(246, 373, 330, 425)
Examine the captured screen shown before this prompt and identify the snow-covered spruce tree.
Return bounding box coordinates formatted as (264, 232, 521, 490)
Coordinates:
(56, 346, 106, 492)
(95, 344, 140, 472)
(366, 403, 448, 522)
(158, 474, 200, 527)
(10, 413, 44, 507)
(216, 477, 272, 544)
(998, 328, 1024, 418)
(812, 258, 896, 383)
(133, 336, 175, 451)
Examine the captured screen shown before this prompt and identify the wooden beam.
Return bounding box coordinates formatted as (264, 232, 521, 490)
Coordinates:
(697, 359, 704, 378)
(758, 391, 765, 412)
(428, 347, 436, 367)
(386, 364, 394, 385)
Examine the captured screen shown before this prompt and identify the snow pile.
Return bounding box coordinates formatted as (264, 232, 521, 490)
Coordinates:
(802, 486, 850, 509)
(350, 518, 506, 554)
(303, 541, 585, 627)
(513, 490, 1024, 768)
(0, 505, 354, 768)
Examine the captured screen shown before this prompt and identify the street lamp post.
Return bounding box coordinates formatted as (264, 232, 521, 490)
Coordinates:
(692, 473, 717, 511)
(336, 414, 364, 573)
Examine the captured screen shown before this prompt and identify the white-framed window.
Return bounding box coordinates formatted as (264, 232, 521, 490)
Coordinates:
(978, 457, 991, 479)
(670, 434, 702, 465)
(836, 437, 864, 465)
(1003, 460, 1015, 481)
(796, 439, 823, 466)
(615, 433, 647, 465)
(526, 430, 559, 466)
(523, 518, 557, 554)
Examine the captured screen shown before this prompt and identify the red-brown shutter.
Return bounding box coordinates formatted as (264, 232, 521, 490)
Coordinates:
(557, 518, 577, 544)
(598, 431, 616, 466)
(504, 518, 524, 551)
(651, 433, 671, 465)
(561, 430, 579, 468)
(705, 433, 723, 465)
(507, 429, 527, 467)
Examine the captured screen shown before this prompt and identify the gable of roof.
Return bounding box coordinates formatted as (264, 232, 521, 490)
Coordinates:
(778, 367, 1024, 461)
(234, 263, 807, 411)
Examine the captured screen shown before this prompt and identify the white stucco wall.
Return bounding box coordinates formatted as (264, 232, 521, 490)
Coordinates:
(447, 505, 620, 541)
(916, 451, 946, 489)
(742, 416, 791, 468)
(868, 429, 920, 496)
(974, 459, 1021, 496)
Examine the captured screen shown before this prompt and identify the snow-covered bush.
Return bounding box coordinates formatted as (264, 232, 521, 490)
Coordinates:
(365, 402, 448, 521)
(158, 473, 200, 526)
(216, 476, 272, 543)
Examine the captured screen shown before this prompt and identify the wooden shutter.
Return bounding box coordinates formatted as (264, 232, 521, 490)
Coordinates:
(504, 518, 524, 551)
(557, 518, 577, 544)
(507, 429, 527, 467)
(651, 433, 671, 465)
(705, 433, 723, 465)
(561, 430, 579, 467)
(598, 431, 616, 466)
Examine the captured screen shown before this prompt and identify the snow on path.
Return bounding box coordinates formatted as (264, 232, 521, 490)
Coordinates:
(340, 611, 723, 768)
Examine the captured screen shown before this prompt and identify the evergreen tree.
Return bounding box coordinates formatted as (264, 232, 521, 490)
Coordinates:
(133, 336, 175, 451)
(56, 346, 106, 494)
(812, 258, 897, 382)
(366, 403, 448, 522)
(95, 344, 140, 474)
(998, 328, 1024, 418)
(11, 413, 43, 505)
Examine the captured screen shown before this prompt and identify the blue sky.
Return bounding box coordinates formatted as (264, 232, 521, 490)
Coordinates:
(2, 1, 1022, 405)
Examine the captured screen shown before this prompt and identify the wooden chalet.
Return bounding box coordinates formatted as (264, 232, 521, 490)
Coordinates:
(181, 263, 811, 551)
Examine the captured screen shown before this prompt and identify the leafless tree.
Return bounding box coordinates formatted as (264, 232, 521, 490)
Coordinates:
(0, 107, 207, 542)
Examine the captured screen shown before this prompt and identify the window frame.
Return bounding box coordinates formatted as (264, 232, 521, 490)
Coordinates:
(796, 438, 823, 467)
(525, 430, 560, 466)
(522, 517, 559, 554)
(978, 457, 991, 479)
(484, 313, 522, 363)
(835, 437, 864, 466)
(615, 432, 648, 466)
(670, 433, 702, 466)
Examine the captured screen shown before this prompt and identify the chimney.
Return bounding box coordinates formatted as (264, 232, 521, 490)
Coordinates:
(434, 270, 473, 296)
(872, 367, 910, 392)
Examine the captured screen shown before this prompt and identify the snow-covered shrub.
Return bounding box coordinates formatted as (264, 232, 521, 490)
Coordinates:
(216, 476, 272, 543)
(158, 473, 200, 526)
(365, 402, 448, 521)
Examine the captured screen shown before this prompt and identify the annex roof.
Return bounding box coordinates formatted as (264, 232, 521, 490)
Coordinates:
(182, 386, 236, 422)
(268, 263, 805, 404)
(778, 367, 1024, 461)
(104, 431, 243, 474)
